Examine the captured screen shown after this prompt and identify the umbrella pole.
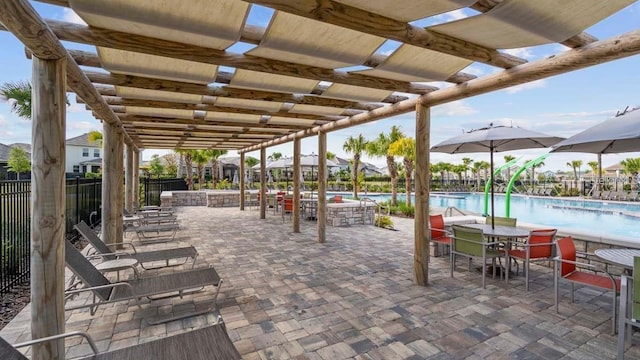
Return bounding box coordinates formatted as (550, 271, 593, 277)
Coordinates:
(490, 142, 495, 229)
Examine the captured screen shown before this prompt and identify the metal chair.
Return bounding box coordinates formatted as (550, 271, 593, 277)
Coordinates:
(428, 214, 452, 256)
(508, 229, 557, 291)
(617, 256, 640, 359)
(451, 225, 504, 289)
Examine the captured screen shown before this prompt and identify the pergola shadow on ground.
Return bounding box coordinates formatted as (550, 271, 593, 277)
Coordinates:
(3, 207, 639, 359)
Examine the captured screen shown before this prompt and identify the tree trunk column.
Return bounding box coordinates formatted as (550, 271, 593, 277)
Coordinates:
(293, 138, 301, 233)
(239, 152, 245, 210)
(133, 150, 140, 211)
(102, 122, 124, 246)
(414, 103, 430, 286)
(317, 132, 327, 243)
(30, 56, 66, 360)
(124, 144, 134, 213)
(260, 148, 266, 219)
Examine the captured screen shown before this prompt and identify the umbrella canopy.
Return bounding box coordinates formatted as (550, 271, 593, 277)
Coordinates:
(431, 125, 564, 228)
(551, 108, 640, 154)
(232, 170, 238, 184)
(284, 154, 338, 168)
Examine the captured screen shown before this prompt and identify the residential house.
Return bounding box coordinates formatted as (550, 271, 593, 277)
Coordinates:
(65, 133, 101, 175)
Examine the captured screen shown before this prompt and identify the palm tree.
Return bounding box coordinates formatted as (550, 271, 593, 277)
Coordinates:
(479, 161, 490, 185)
(503, 155, 516, 183)
(461, 157, 473, 186)
(452, 164, 467, 185)
(567, 160, 583, 189)
(527, 160, 545, 188)
(268, 152, 283, 183)
(192, 150, 211, 189)
(587, 160, 600, 191)
(205, 149, 228, 186)
(365, 126, 404, 206)
(0, 81, 32, 119)
(343, 134, 368, 199)
(176, 149, 195, 190)
(620, 157, 640, 190)
(389, 137, 415, 206)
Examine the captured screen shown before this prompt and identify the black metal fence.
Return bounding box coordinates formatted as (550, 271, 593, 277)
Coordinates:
(142, 177, 188, 206)
(1, 181, 31, 297)
(0, 177, 186, 297)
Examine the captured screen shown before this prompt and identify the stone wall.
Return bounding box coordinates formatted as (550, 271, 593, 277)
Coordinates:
(206, 192, 240, 207)
(160, 191, 240, 208)
(326, 203, 377, 227)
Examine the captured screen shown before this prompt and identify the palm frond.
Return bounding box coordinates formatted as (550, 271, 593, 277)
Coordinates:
(0, 81, 32, 120)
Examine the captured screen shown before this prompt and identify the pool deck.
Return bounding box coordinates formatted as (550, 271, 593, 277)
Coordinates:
(2, 206, 640, 359)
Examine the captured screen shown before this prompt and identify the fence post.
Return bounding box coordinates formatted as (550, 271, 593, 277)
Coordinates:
(145, 177, 149, 206)
(75, 176, 80, 227)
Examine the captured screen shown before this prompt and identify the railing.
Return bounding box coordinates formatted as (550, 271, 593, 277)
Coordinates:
(142, 177, 188, 206)
(444, 206, 468, 217)
(1, 181, 31, 297)
(359, 197, 390, 226)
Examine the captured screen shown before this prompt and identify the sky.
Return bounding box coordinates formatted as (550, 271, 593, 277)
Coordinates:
(0, 2, 639, 172)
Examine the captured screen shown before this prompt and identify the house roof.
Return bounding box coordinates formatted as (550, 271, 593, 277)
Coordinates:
(66, 133, 101, 147)
(9, 143, 31, 153)
(80, 158, 103, 165)
(0, 143, 32, 163)
(1, 1, 638, 152)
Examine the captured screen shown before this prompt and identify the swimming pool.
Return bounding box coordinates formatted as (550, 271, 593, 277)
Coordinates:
(341, 193, 640, 239)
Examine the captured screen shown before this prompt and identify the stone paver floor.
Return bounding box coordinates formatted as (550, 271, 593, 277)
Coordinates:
(2, 206, 640, 359)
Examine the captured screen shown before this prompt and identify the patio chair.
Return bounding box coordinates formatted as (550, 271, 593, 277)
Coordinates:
(508, 229, 557, 291)
(0, 318, 241, 360)
(486, 216, 517, 227)
(450, 225, 504, 289)
(428, 214, 452, 256)
(554, 236, 619, 333)
(125, 222, 180, 243)
(617, 256, 640, 359)
(64, 240, 222, 324)
(282, 197, 294, 222)
(75, 221, 198, 270)
(591, 190, 602, 199)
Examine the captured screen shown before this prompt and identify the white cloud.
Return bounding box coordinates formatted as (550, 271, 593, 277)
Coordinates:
(67, 102, 86, 113)
(462, 65, 486, 77)
(503, 79, 547, 94)
(432, 100, 477, 117)
(437, 9, 468, 21)
(67, 120, 99, 132)
(62, 8, 87, 25)
(503, 47, 536, 60)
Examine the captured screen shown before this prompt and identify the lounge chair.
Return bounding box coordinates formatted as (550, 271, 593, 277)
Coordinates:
(64, 240, 222, 324)
(0, 319, 240, 359)
(124, 221, 180, 243)
(75, 221, 197, 270)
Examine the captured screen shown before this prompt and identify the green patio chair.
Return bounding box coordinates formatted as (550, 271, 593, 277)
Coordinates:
(486, 216, 517, 227)
(617, 256, 640, 359)
(450, 225, 504, 289)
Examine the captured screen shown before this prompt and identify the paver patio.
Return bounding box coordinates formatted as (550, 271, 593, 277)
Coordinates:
(2, 206, 639, 359)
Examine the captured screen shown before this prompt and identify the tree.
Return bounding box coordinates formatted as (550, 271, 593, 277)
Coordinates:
(267, 152, 283, 183)
(461, 157, 473, 185)
(0, 81, 31, 120)
(87, 130, 103, 147)
(148, 154, 164, 177)
(192, 150, 211, 189)
(164, 153, 178, 177)
(503, 155, 516, 182)
(527, 160, 545, 188)
(176, 149, 195, 190)
(452, 164, 467, 184)
(244, 156, 259, 184)
(389, 137, 415, 206)
(205, 149, 228, 186)
(567, 160, 583, 189)
(472, 161, 484, 189)
(7, 147, 30, 180)
(587, 161, 599, 176)
(365, 126, 404, 206)
(343, 134, 368, 199)
(620, 157, 640, 190)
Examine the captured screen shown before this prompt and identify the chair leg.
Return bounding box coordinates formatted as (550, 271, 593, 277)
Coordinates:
(554, 261, 559, 313)
(618, 276, 629, 359)
(524, 259, 529, 292)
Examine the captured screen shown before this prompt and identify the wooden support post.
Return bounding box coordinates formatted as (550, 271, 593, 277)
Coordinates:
(125, 144, 134, 213)
(132, 150, 140, 211)
(414, 103, 430, 286)
(30, 56, 66, 360)
(293, 138, 301, 233)
(317, 132, 327, 243)
(240, 152, 245, 210)
(260, 148, 266, 219)
(102, 122, 124, 246)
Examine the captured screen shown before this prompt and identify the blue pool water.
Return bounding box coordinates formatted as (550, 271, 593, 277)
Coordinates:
(343, 193, 640, 239)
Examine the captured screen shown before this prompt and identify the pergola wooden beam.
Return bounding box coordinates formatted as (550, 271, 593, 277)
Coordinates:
(247, 0, 525, 69)
(79, 96, 341, 121)
(241, 30, 640, 152)
(115, 114, 322, 130)
(83, 70, 389, 111)
(43, 19, 436, 94)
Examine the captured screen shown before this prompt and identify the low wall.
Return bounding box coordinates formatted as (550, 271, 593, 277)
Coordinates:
(327, 202, 378, 227)
(160, 191, 241, 208)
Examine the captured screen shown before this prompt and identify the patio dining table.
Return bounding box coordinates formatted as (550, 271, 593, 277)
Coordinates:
(594, 248, 640, 271)
(462, 223, 530, 282)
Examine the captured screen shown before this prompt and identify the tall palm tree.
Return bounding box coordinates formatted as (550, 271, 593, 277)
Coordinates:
(205, 149, 228, 186)
(365, 126, 404, 206)
(343, 134, 368, 199)
(567, 160, 583, 189)
(268, 152, 283, 183)
(176, 149, 195, 190)
(389, 137, 415, 206)
(503, 155, 516, 183)
(452, 164, 467, 185)
(620, 157, 640, 190)
(472, 161, 485, 190)
(527, 160, 545, 188)
(192, 150, 211, 189)
(0, 81, 32, 119)
(587, 160, 600, 190)
(461, 157, 473, 186)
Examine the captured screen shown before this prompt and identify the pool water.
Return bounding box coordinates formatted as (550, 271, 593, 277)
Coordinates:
(342, 193, 640, 239)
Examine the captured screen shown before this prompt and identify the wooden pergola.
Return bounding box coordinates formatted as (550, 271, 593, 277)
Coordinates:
(1, 0, 639, 358)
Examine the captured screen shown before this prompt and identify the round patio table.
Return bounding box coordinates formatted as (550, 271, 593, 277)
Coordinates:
(594, 248, 640, 270)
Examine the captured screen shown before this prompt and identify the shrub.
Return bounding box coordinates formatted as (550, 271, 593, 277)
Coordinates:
(397, 203, 415, 217)
(374, 215, 394, 229)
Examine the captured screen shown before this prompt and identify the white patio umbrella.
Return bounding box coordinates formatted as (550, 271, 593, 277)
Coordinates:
(431, 124, 564, 228)
(285, 154, 338, 196)
(551, 108, 640, 192)
(232, 170, 238, 184)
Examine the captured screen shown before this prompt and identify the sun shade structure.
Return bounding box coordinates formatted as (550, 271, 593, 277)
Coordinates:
(431, 125, 564, 228)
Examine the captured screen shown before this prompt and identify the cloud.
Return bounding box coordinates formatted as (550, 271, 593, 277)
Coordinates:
(432, 100, 477, 116)
(61, 8, 87, 25)
(503, 79, 547, 94)
(462, 65, 486, 77)
(503, 47, 536, 60)
(67, 120, 100, 132)
(67, 102, 86, 113)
